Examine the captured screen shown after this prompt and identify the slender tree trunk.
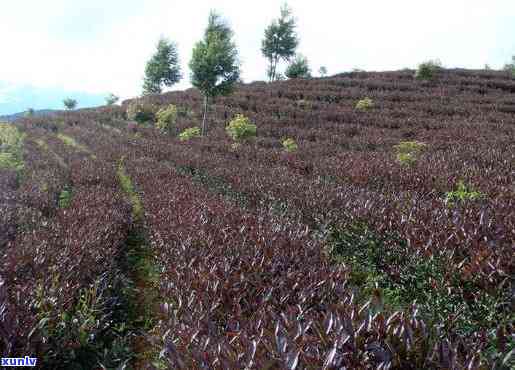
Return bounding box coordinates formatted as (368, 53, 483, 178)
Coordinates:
(273, 56, 279, 81)
(201, 95, 209, 136)
(272, 57, 277, 82)
(268, 58, 274, 82)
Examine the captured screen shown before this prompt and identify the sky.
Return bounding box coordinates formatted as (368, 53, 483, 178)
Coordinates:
(0, 0, 514, 114)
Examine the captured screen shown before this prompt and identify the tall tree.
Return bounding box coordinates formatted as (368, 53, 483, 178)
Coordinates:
(105, 93, 119, 105)
(143, 37, 181, 95)
(261, 3, 299, 82)
(63, 98, 77, 110)
(504, 55, 515, 77)
(189, 11, 240, 136)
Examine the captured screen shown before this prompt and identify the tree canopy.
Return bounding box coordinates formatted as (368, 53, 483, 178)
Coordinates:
(285, 54, 311, 79)
(190, 11, 240, 135)
(261, 3, 299, 82)
(504, 55, 515, 77)
(143, 37, 181, 95)
(105, 93, 119, 105)
(63, 98, 77, 110)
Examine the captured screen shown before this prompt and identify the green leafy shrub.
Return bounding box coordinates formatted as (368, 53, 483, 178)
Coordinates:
(445, 181, 484, 205)
(396, 152, 417, 166)
(394, 140, 426, 154)
(36, 278, 132, 368)
(415, 59, 442, 80)
(59, 189, 73, 208)
(355, 97, 374, 111)
(225, 114, 257, 143)
(282, 138, 298, 152)
(285, 54, 311, 79)
(394, 140, 426, 165)
(126, 102, 157, 124)
(155, 104, 178, 133)
(179, 127, 201, 141)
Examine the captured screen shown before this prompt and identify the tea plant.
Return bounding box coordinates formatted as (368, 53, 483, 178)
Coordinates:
(394, 140, 426, 165)
(126, 102, 157, 124)
(328, 222, 509, 340)
(58, 189, 73, 208)
(155, 104, 177, 133)
(179, 127, 201, 141)
(355, 97, 374, 111)
(282, 137, 298, 152)
(225, 114, 257, 142)
(445, 181, 484, 205)
(3, 68, 514, 369)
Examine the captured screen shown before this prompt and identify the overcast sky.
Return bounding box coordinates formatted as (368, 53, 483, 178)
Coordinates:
(1, 0, 514, 103)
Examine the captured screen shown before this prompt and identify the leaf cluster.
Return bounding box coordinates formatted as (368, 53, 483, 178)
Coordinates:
(285, 54, 311, 79)
(179, 127, 201, 141)
(155, 104, 178, 133)
(225, 114, 257, 142)
(143, 38, 182, 95)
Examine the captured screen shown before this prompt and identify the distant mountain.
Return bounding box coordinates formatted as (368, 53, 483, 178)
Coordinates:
(0, 82, 106, 117)
(0, 109, 59, 122)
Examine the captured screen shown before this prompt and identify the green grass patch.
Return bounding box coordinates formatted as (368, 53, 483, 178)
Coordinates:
(124, 230, 161, 330)
(57, 133, 80, 148)
(116, 158, 163, 368)
(36, 138, 68, 168)
(117, 161, 144, 221)
(57, 133, 95, 158)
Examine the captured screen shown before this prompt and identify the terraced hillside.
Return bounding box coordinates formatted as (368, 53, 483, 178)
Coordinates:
(1, 69, 514, 369)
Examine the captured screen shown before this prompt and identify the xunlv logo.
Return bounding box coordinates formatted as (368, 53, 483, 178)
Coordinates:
(1, 357, 37, 367)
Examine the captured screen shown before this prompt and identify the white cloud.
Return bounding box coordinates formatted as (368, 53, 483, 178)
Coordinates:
(0, 0, 513, 102)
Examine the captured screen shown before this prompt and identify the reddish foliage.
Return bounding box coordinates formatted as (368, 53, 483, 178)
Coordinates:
(1, 69, 513, 367)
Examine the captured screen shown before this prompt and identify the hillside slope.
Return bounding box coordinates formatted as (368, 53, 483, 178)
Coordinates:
(128, 68, 514, 200)
(2, 69, 514, 369)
